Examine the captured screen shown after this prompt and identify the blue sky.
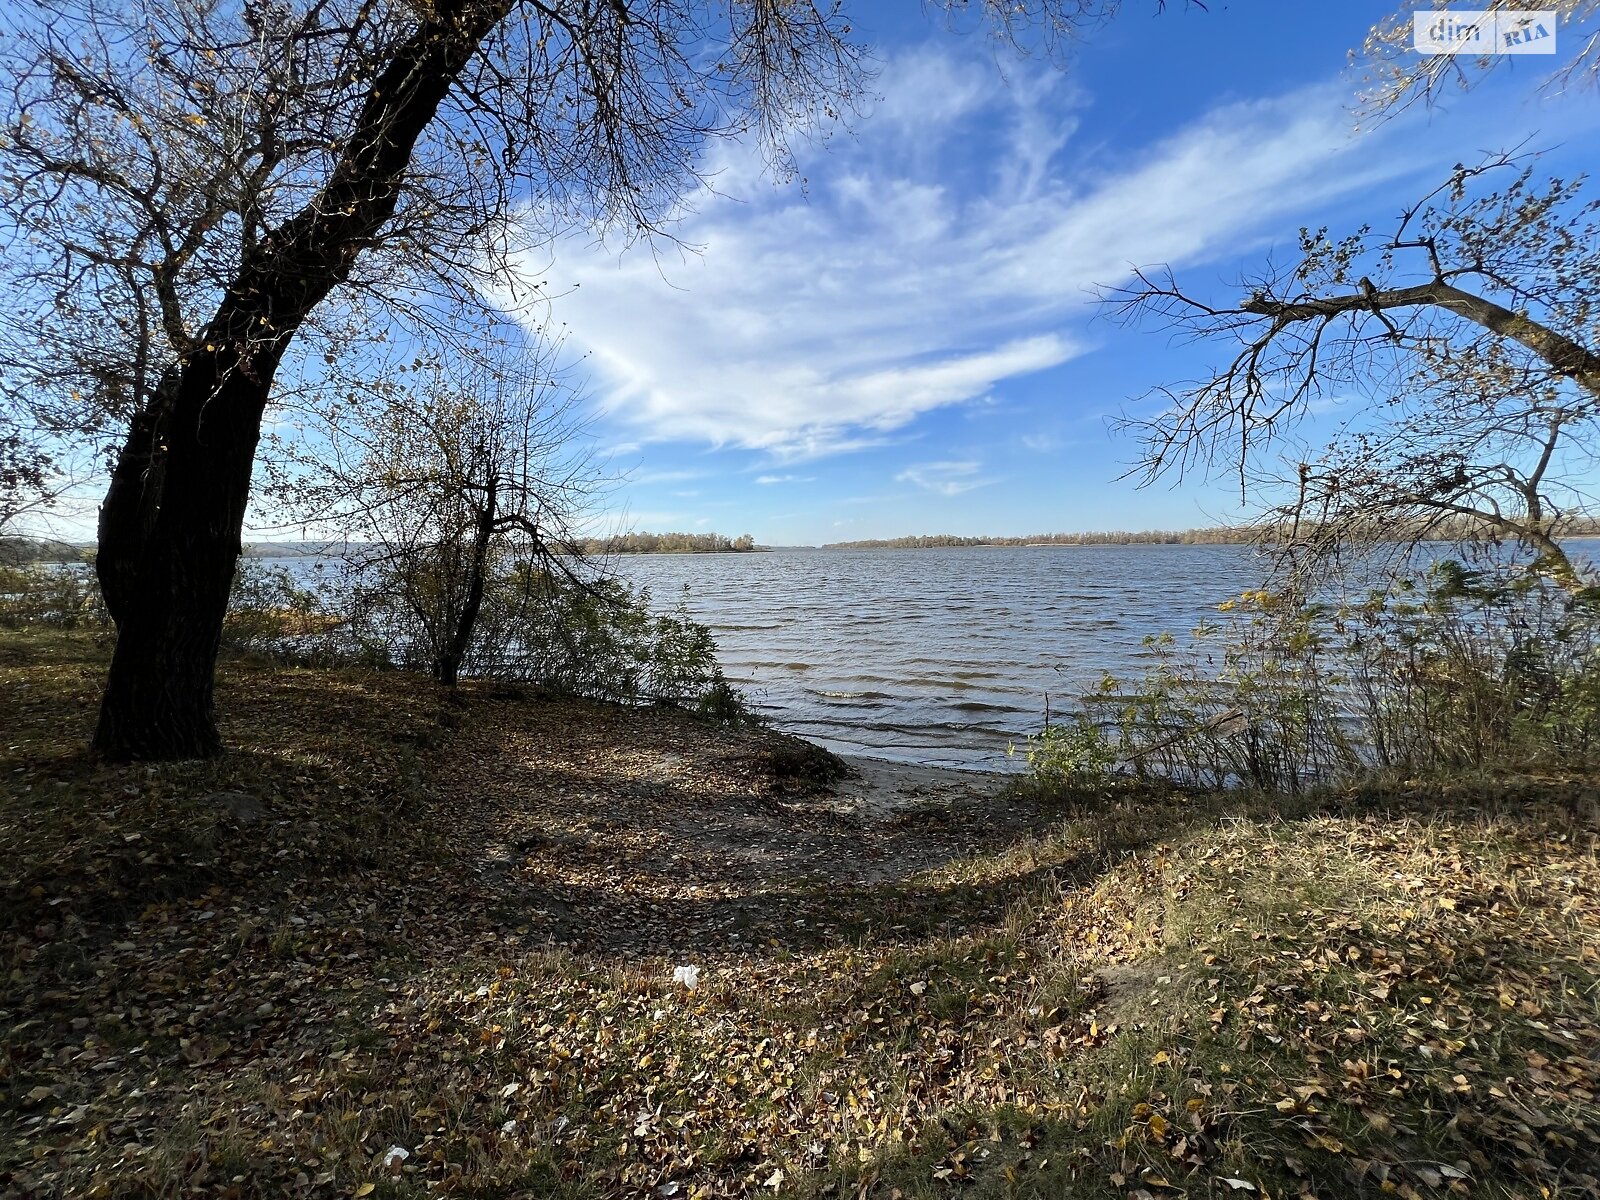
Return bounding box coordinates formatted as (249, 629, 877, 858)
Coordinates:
(516, 1, 1599, 546)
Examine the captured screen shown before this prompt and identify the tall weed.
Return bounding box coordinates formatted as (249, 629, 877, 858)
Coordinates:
(1024, 562, 1600, 791)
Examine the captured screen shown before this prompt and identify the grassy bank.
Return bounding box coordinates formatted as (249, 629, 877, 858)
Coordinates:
(2, 629, 1596, 1198)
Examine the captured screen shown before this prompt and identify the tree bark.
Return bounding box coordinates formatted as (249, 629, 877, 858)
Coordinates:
(438, 479, 497, 688)
(94, 354, 275, 758)
(93, 0, 509, 761)
(95, 366, 178, 626)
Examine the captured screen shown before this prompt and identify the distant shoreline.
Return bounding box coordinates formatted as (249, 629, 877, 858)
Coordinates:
(822, 530, 1250, 550)
(9, 530, 1600, 564)
(822, 528, 1600, 551)
(599, 547, 769, 555)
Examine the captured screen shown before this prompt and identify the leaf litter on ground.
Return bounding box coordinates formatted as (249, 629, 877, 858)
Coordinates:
(1, 628, 1596, 1199)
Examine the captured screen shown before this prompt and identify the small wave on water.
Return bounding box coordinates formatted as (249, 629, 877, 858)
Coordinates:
(608, 545, 1268, 768)
(879, 674, 981, 691)
(948, 700, 1019, 714)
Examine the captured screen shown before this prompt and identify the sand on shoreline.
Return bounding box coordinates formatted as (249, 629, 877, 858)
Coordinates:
(826, 752, 1011, 820)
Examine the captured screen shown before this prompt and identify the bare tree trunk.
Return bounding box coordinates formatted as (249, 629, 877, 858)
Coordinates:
(438, 478, 497, 688)
(93, 0, 508, 760)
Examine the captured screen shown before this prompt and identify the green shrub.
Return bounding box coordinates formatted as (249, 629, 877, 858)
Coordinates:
(0, 563, 107, 629)
(484, 570, 749, 718)
(1010, 716, 1118, 788)
(1031, 561, 1600, 793)
(344, 558, 750, 719)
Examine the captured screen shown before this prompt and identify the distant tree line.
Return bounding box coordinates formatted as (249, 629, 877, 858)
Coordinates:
(822, 528, 1253, 549)
(824, 515, 1600, 551)
(579, 532, 758, 555)
(0, 536, 90, 565)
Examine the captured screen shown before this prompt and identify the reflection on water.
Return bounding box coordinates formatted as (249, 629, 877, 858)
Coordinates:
(610, 545, 1268, 770)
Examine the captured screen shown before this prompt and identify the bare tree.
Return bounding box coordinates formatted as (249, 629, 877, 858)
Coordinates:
(1111, 154, 1600, 590)
(1, 0, 863, 759)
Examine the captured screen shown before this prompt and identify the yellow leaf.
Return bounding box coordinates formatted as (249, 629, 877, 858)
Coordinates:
(355, 1186, 376, 1198)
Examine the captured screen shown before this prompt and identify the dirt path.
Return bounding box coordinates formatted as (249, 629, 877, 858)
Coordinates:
(432, 698, 1048, 957)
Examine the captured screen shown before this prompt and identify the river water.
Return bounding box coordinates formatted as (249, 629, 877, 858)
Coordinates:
(608, 545, 1268, 769)
(252, 539, 1598, 768)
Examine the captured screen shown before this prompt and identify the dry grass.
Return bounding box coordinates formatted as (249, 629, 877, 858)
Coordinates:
(2, 629, 1597, 1199)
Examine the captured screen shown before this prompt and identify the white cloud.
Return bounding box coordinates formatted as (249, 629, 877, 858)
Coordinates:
(755, 474, 815, 484)
(896, 460, 990, 496)
(520, 46, 1410, 464)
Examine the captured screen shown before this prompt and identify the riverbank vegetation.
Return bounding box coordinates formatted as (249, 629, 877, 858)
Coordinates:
(1, 552, 747, 719)
(1019, 557, 1600, 792)
(2, 627, 1596, 1198)
(1007, 134, 1600, 803)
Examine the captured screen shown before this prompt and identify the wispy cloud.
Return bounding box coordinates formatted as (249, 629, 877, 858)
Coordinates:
(1021, 432, 1067, 453)
(626, 468, 706, 485)
(755, 474, 816, 485)
(522, 45, 1405, 465)
(896, 460, 990, 496)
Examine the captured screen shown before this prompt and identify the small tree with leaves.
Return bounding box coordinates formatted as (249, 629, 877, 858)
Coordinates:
(273, 332, 595, 686)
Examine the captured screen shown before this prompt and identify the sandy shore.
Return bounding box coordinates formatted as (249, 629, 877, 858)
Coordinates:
(825, 752, 1012, 820)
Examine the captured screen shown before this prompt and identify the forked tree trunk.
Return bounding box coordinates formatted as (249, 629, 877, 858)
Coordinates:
(92, 0, 507, 761)
(95, 354, 279, 757)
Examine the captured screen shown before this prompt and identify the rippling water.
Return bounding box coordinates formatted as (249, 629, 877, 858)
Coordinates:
(612, 545, 1268, 770)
